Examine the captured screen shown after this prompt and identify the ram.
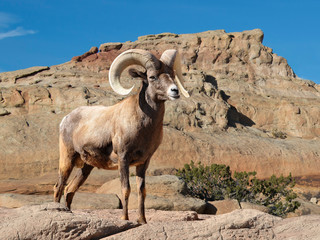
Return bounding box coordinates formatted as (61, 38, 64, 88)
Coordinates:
(53, 49, 189, 224)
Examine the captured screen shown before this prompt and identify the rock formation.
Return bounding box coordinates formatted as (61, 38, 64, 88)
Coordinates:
(0, 203, 139, 239)
(0, 29, 319, 188)
(1, 203, 319, 239)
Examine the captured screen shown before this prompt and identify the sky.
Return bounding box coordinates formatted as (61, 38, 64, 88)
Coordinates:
(0, 0, 319, 83)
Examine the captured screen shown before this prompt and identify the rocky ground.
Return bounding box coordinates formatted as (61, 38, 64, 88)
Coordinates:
(0, 202, 319, 240)
(1, 175, 320, 239)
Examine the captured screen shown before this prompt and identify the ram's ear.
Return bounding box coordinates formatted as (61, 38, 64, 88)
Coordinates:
(128, 68, 147, 80)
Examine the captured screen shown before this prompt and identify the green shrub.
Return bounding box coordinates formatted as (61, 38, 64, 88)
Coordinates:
(176, 161, 300, 217)
(250, 173, 300, 216)
(176, 161, 233, 201)
(231, 171, 257, 203)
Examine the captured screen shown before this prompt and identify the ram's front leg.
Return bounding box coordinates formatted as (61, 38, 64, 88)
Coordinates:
(119, 159, 130, 221)
(135, 159, 150, 224)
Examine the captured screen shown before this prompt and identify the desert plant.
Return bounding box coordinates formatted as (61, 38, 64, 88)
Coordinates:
(271, 129, 287, 139)
(250, 173, 300, 216)
(176, 161, 233, 201)
(230, 170, 257, 203)
(176, 161, 300, 217)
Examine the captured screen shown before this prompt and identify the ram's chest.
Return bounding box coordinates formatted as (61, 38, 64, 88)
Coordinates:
(113, 122, 163, 164)
(136, 125, 163, 153)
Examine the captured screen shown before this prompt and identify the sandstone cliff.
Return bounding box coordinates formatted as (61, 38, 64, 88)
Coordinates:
(0, 29, 319, 185)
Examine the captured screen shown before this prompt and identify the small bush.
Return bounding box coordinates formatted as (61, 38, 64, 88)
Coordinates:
(176, 161, 300, 217)
(231, 171, 257, 203)
(250, 173, 300, 216)
(175, 161, 233, 201)
(272, 129, 287, 139)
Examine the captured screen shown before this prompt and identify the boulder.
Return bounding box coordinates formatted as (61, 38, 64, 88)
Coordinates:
(97, 175, 187, 196)
(240, 201, 269, 213)
(0, 202, 138, 240)
(310, 197, 318, 204)
(287, 198, 320, 217)
(99, 42, 123, 52)
(97, 175, 206, 213)
(205, 199, 240, 215)
(72, 46, 99, 62)
(70, 192, 121, 210)
(169, 195, 206, 213)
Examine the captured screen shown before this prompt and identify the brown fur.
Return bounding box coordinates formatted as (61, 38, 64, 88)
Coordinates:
(54, 54, 181, 224)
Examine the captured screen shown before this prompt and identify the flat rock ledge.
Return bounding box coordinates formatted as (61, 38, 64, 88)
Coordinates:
(0, 202, 138, 240)
(0, 203, 320, 240)
(0, 192, 121, 210)
(104, 210, 320, 240)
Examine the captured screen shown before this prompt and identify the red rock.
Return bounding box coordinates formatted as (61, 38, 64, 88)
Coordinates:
(0, 29, 319, 189)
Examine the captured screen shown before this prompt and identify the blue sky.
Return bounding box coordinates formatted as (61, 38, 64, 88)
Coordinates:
(0, 0, 319, 83)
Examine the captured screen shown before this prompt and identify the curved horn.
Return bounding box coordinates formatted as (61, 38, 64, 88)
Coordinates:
(160, 49, 190, 98)
(109, 49, 160, 95)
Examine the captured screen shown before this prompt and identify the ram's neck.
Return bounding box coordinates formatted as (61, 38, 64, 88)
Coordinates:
(138, 85, 165, 126)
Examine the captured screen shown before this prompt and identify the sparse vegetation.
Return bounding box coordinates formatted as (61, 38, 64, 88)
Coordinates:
(176, 161, 300, 217)
(175, 161, 233, 201)
(271, 129, 287, 139)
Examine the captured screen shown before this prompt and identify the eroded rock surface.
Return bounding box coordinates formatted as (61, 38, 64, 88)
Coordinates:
(0, 29, 319, 187)
(105, 209, 320, 240)
(0, 203, 139, 240)
(1, 203, 319, 240)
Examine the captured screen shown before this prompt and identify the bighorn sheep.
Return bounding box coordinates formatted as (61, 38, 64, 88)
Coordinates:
(53, 49, 189, 224)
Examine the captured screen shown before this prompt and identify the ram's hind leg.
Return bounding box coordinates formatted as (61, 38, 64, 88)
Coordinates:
(64, 163, 93, 209)
(54, 165, 73, 203)
(54, 138, 75, 203)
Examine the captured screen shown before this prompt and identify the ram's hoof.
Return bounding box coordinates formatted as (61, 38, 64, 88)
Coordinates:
(137, 217, 147, 224)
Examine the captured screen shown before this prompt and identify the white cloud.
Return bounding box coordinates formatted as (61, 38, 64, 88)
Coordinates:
(0, 12, 36, 40)
(0, 26, 36, 40)
(0, 12, 18, 28)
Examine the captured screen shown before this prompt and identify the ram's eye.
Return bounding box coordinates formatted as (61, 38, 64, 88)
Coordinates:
(149, 76, 157, 80)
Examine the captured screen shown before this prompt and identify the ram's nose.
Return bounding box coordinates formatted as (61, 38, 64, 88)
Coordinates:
(168, 84, 180, 100)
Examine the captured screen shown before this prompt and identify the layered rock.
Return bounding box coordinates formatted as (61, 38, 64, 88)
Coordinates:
(0, 203, 139, 240)
(104, 209, 320, 240)
(1, 203, 319, 239)
(0, 29, 319, 186)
